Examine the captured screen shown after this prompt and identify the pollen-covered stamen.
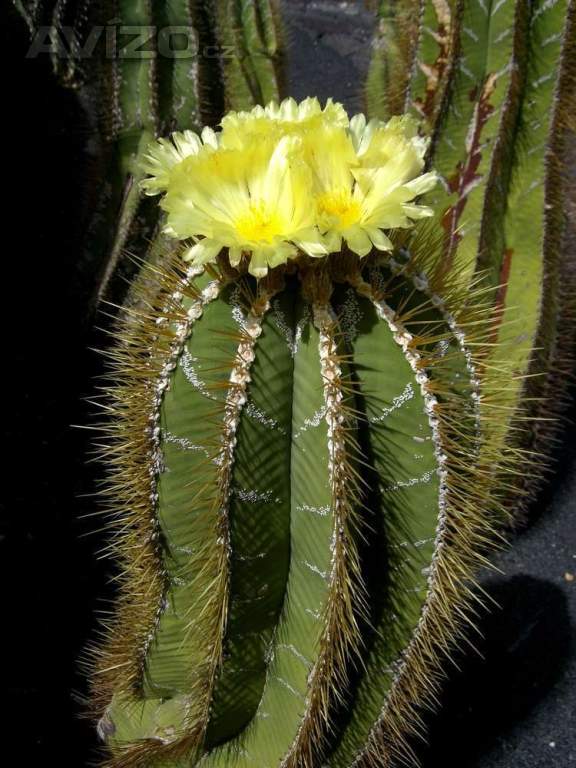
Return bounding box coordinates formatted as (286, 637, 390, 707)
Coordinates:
(234, 202, 284, 243)
(316, 190, 362, 231)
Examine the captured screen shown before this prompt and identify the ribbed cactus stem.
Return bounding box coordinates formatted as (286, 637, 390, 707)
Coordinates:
(384, 246, 482, 435)
(239, 0, 281, 104)
(156, 0, 202, 132)
(365, 0, 423, 120)
(210, 0, 283, 111)
(344, 274, 449, 767)
(87, 226, 516, 767)
(188, 288, 271, 743)
(408, 0, 461, 137)
(352, 275, 449, 503)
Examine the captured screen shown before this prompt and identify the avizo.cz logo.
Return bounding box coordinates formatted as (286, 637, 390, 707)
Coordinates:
(26, 22, 234, 60)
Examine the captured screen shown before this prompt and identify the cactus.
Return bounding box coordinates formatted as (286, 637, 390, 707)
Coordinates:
(366, 0, 576, 511)
(88, 235, 513, 768)
(81, 101, 525, 768)
(210, 0, 284, 111)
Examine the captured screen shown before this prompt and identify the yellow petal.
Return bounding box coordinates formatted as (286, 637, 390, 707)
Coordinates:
(229, 246, 243, 267)
(344, 226, 373, 257)
(182, 238, 222, 264)
(365, 227, 394, 251)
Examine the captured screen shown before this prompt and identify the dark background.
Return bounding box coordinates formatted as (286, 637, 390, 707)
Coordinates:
(1, 1, 574, 765)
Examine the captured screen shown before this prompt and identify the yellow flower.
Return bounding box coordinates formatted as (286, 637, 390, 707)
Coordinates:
(161, 135, 327, 277)
(140, 98, 437, 275)
(306, 118, 437, 256)
(349, 113, 428, 170)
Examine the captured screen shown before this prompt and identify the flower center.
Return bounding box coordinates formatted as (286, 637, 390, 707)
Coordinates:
(316, 190, 361, 230)
(235, 202, 283, 243)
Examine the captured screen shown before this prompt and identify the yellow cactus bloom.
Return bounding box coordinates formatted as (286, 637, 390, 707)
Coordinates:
(160, 135, 327, 277)
(307, 117, 437, 256)
(141, 98, 437, 276)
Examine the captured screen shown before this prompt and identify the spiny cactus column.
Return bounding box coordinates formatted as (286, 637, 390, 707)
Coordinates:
(82, 66, 541, 768)
(90, 237, 509, 767)
(210, 0, 284, 110)
(367, 0, 576, 511)
(13, 0, 285, 309)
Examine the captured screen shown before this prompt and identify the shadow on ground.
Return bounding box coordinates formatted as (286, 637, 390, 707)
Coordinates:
(414, 575, 573, 767)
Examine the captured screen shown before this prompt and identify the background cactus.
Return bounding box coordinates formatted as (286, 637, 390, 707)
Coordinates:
(366, 0, 576, 511)
(13, 0, 284, 311)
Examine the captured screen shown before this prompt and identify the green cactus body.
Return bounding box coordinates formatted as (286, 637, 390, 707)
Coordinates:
(98, 0, 160, 301)
(406, 0, 462, 137)
(369, 0, 523, 277)
(441, 0, 575, 496)
(210, 0, 283, 111)
(155, 0, 202, 132)
(90, 230, 504, 767)
(490, 0, 576, 495)
(413, 0, 519, 283)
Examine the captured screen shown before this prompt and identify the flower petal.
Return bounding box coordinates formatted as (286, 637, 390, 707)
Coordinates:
(229, 246, 243, 267)
(402, 203, 434, 220)
(365, 227, 394, 252)
(404, 172, 438, 196)
(182, 238, 223, 265)
(344, 226, 373, 257)
(293, 227, 328, 256)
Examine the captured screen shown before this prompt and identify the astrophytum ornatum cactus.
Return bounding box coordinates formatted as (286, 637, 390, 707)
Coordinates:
(367, 0, 576, 512)
(86, 99, 515, 768)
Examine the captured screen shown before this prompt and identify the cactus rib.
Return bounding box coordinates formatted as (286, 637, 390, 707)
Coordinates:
(513, 0, 576, 506)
